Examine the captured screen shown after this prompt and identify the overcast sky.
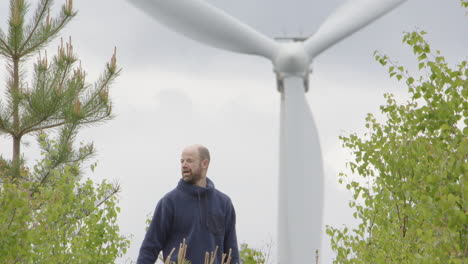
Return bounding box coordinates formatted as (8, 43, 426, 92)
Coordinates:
(0, 0, 467, 263)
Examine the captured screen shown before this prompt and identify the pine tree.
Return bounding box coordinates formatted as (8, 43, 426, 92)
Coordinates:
(0, 0, 118, 177)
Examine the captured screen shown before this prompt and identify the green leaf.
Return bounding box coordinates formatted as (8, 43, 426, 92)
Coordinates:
(418, 53, 427, 61)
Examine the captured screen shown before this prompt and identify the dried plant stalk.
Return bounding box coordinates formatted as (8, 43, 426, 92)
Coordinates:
(210, 246, 219, 264)
(177, 238, 188, 264)
(164, 248, 176, 264)
(224, 248, 232, 264)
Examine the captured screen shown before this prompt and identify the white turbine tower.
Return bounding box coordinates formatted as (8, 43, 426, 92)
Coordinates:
(128, 0, 406, 263)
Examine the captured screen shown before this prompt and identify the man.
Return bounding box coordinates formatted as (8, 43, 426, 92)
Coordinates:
(137, 144, 239, 264)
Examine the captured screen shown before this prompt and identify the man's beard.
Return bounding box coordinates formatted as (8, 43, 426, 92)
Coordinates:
(183, 168, 203, 185)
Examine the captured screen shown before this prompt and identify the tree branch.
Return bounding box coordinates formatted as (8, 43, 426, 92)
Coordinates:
(0, 36, 13, 55)
(20, 12, 74, 57)
(95, 185, 120, 209)
(22, 120, 66, 134)
(7, 208, 17, 230)
(18, 0, 51, 53)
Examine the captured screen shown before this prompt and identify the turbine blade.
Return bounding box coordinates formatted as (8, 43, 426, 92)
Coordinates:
(304, 0, 407, 58)
(278, 77, 324, 263)
(128, 0, 279, 59)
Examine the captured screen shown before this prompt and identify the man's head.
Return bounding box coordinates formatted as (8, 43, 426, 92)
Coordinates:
(180, 144, 210, 186)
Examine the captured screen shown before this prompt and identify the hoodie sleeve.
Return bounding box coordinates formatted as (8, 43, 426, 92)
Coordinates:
(224, 199, 240, 264)
(137, 198, 173, 264)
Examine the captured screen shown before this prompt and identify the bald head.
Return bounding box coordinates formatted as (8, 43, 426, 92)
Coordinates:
(181, 144, 210, 187)
(197, 145, 210, 163)
(183, 144, 210, 163)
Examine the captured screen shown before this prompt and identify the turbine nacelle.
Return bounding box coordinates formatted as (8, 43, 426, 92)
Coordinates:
(273, 42, 312, 93)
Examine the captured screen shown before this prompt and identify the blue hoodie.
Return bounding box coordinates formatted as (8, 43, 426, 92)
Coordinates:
(137, 178, 239, 264)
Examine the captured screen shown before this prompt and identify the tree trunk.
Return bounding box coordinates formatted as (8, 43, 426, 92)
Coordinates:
(12, 135, 21, 176)
(12, 56, 21, 177)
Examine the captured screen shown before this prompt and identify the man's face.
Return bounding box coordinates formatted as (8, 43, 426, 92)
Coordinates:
(180, 147, 204, 185)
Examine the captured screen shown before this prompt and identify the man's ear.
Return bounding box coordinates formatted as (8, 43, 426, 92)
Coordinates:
(202, 159, 209, 169)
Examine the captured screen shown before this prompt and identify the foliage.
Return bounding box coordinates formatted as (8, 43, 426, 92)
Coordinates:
(461, 0, 468, 9)
(0, 0, 119, 176)
(0, 0, 129, 263)
(0, 139, 130, 263)
(327, 28, 467, 264)
(239, 243, 268, 264)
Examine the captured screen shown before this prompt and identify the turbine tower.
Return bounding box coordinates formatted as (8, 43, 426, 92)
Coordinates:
(128, 0, 407, 263)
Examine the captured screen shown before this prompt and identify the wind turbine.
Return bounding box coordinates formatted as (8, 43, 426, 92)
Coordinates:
(128, 0, 406, 262)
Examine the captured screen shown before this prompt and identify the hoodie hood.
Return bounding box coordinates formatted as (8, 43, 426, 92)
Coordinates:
(176, 177, 215, 197)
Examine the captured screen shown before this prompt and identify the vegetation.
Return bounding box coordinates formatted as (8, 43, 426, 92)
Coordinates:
(0, 142, 129, 263)
(0, 0, 117, 177)
(327, 8, 467, 264)
(0, 0, 129, 262)
(239, 243, 268, 264)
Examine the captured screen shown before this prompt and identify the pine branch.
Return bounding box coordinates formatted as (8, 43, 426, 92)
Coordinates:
(0, 29, 14, 56)
(20, 4, 76, 57)
(0, 123, 14, 135)
(20, 84, 65, 134)
(19, 0, 53, 53)
(7, 0, 28, 55)
(37, 124, 80, 185)
(78, 49, 119, 124)
(49, 44, 76, 96)
(22, 120, 66, 134)
(19, 46, 77, 135)
(78, 115, 113, 128)
(0, 105, 14, 134)
(0, 105, 14, 129)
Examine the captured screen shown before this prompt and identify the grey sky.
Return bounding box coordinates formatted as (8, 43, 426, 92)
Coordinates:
(0, 0, 466, 263)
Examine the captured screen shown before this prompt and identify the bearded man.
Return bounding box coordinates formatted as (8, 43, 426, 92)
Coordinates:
(137, 144, 239, 264)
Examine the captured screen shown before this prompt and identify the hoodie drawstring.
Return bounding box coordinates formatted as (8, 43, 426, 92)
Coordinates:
(197, 191, 203, 226)
(205, 192, 209, 231)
